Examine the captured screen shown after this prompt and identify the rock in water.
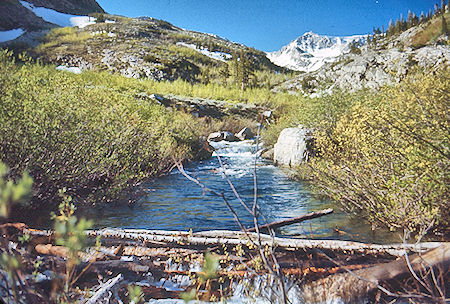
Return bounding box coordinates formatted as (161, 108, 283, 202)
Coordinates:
(222, 131, 238, 142)
(207, 131, 238, 142)
(235, 127, 253, 140)
(207, 132, 224, 142)
(274, 126, 312, 167)
(261, 148, 274, 160)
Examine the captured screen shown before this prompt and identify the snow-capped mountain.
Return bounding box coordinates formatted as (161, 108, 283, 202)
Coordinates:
(267, 31, 366, 72)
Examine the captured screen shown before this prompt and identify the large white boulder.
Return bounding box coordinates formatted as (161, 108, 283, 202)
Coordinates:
(274, 126, 312, 167)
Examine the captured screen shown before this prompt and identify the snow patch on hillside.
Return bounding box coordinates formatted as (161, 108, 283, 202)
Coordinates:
(177, 42, 232, 62)
(267, 32, 366, 72)
(56, 66, 82, 74)
(19, 1, 96, 28)
(0, 29, 24, 42)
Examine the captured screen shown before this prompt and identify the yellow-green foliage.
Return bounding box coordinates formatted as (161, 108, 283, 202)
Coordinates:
(411, 11, 450, 47)
(80, 68, 297, 106)
(0, 162, 32, 217)
(53, 189, 92, 291)
(263, 90, 374, 147)
(0, 162, 31, 300)
(0, 50, 203, 207)
(36, 27, 91, 52)
(308, 69, 449, 234)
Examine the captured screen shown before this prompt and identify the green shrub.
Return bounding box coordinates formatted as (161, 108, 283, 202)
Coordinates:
(0, 50, 203, 208)
(307, 70, 449, 234)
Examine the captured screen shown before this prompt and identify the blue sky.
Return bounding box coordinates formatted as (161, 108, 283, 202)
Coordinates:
(97, 0, 438, 51)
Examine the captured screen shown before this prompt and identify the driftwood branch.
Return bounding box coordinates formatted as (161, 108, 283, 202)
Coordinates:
(301, 243, 450, 303)
(85, 273, 123, 304)
(247, 208, 333, 232)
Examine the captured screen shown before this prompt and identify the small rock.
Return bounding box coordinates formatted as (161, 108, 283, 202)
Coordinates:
(263, 110, 272, 118)
(235, 127, 253, 140)
(222, 131, 238, 142)
(207, 132, 224, 142)
(261, 148, 274, 160)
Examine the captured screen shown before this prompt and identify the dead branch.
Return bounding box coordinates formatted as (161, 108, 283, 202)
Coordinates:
(247, 208, 333, 232)
(85, 273, 123, 304)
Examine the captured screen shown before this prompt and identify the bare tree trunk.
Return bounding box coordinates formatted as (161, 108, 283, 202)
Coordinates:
(24, 228, 443, 257)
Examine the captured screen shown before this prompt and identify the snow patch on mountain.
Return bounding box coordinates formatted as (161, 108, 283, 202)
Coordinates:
(19, 1, 96, 28)
(0, 29, 24, 42)
(267, 31, 366, 72)
(177, 42, 232, 62)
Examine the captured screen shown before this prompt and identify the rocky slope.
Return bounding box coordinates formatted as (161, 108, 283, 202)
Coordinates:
(0, 0, 104, 31)
(28, 14, 282, 82)
(273, 13, 450, 95)
(1, 1, 283, 83)
(267, 31, 366, 72)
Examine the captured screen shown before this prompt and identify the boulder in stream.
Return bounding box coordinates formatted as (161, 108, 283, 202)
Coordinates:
(207, 132, 224, 142)
(273, 126, 313, 167)
(222, 131, 238, 142)
(207, 131, 238, 142)
(235, 127, 254, 140)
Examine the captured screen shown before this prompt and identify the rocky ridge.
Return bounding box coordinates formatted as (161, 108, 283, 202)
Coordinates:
(273, 14, 450, 94)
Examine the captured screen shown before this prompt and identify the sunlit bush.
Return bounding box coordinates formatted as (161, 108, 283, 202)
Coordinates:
(0, 50, 202, 207)
(308, 69, 449, 234)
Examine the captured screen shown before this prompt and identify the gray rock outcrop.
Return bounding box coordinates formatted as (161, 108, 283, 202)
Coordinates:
(273, 126, 312, 167)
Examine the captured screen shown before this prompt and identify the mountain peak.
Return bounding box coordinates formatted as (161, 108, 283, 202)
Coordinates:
(267, 32, 366, 72)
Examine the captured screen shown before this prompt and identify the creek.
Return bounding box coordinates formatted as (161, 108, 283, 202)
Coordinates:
(87, 140, 397, 244)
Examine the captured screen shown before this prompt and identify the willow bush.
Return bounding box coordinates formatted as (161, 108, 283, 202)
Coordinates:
(262, 89, 374, 147)
(0, 50, 203, 208)
(308, 69, 449, 234)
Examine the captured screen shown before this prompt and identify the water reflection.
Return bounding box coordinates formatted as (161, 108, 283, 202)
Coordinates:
(85, 140, 398, 244)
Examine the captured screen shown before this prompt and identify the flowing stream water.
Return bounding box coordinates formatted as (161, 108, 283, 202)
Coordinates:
(88, 140, 397, 244)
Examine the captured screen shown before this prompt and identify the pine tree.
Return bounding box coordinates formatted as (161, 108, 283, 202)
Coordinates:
(407, 10, 413, 27)
(232, 53, 240, 88)
(420, 11, 425, 23)
(412, 13, 419, 26)
(442, 13, 449, 35)
(395, 18, 401, 34)
(239, 52, 252, 90)
(219, 63, 230, 86)
(387, 19, 394, 36)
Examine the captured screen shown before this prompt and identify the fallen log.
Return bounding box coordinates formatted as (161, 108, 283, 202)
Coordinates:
(85, 273, 123, 304)
(24, 228, 444, 257)
(247, 208, 333, 232)
(35, 244, 70, 258)
(301, 243, 450, 303)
